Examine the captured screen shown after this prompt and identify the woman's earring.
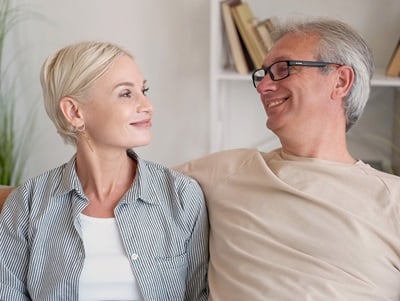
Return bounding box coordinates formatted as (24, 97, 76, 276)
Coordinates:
(76, 123, 94, 152)
(76, 123, 85, 132)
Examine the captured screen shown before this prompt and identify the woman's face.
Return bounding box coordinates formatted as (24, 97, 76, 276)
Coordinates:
(80, 54, 153, 152)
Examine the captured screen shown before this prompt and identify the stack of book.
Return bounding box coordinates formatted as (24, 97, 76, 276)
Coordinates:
(386, 39, 400, 77)
(221, 0, 274, 74)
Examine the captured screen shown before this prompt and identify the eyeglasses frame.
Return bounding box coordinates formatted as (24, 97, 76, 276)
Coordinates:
(252, 60, 342, 88)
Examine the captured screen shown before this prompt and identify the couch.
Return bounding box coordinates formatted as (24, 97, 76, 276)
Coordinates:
(0, 186, 14, 212)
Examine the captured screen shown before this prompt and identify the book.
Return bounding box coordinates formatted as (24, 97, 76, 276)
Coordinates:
(220, 0, 250, 74)
(255, 18, 274, 53)
(231, 2, 266, 69)
(386, 39, 400, 77)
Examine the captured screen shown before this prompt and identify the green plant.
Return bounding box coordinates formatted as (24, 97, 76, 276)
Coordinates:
(0, 0, 35, 185)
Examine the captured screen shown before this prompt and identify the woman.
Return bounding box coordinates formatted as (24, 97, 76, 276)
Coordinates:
(0, 41, 208, 301)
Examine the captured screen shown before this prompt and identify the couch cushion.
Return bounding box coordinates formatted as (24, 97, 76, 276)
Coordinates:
(0, 186, 14, 212)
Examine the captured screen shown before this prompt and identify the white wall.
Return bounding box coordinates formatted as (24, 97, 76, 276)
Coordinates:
(5, 0, 400, 182)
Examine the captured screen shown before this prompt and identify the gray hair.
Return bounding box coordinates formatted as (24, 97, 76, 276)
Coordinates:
(40, 41, 133, 145)
(272, 18, 374, 131)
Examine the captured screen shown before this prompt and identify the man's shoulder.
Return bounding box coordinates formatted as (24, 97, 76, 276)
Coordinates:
(177, 148, 260, 168)
(358, 161, 400, 187)
(174, 148, 265, 186)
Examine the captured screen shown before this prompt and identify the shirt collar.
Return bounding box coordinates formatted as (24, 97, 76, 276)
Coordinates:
(56, 155, 84, 198)
(125, 149, 159, 205)
(55, 149, 159, 205)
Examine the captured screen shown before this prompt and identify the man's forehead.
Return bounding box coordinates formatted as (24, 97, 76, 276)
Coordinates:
(265, 34, 319, 64)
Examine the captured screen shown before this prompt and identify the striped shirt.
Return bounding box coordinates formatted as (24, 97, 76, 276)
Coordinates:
(0, 150, 209, 301)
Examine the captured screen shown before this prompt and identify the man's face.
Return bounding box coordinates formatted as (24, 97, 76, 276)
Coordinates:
(255, 33, 339, 140)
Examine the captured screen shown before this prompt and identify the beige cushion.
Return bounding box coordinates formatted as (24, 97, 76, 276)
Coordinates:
(0, 186, 14, 212)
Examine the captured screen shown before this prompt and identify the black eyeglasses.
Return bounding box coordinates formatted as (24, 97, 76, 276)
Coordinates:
(252, 60, 342, 88)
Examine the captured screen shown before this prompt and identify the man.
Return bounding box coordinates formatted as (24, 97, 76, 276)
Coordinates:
(177, 18, 400, 300)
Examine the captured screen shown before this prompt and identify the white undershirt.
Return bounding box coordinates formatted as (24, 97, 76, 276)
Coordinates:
(78, 214, 144, 301)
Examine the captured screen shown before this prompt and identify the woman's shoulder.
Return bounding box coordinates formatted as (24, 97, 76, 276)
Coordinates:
(15, 159, 74, 198)
(137, 158, 205, 213)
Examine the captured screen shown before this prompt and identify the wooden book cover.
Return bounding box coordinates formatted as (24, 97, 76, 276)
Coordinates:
(231, 2, 265, 69)
(386, 39, 400, 77)
(221, 0, 250, 74)
(255, 18, 274, 53)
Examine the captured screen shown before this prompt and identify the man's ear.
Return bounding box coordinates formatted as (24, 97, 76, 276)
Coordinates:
(331, 65, 354, 100)
(59, 96, 84, 127)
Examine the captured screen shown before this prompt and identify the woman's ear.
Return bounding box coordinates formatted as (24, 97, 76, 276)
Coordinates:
(59, 97, 84, 128)
(331, 65, 354, 100)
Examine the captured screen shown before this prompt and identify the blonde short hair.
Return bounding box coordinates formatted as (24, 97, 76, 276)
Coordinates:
(40, 41, 133, 145)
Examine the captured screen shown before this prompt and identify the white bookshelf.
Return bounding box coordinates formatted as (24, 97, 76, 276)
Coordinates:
(209, 0, 400, 173)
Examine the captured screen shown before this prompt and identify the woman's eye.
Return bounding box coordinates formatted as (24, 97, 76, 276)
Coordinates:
(120, 90, 132, 98)
(142, 87, 149, 96)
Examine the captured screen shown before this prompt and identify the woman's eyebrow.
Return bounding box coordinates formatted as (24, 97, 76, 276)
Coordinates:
(113, 81, 134, 90)
(113, 79, 147, 90)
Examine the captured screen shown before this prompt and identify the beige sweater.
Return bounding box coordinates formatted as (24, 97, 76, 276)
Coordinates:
(177, 148, 400, 301)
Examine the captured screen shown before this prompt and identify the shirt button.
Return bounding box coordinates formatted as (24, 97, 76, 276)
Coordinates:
(131, 253, 139, 260)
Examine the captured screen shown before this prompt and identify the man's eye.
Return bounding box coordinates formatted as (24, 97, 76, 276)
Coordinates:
(142, 87, 149, 96)
(274, 65, 287, 75)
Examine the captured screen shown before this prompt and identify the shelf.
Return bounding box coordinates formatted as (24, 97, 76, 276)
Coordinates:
(371, 69, 400, 87)
(216, 70, 251, 81)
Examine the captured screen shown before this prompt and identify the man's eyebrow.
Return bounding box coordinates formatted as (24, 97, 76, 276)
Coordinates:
(263, 56, 287, 68)
(270, 56, 289, 63)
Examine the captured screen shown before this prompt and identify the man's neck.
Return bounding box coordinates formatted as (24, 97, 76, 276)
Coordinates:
(280, 136, 356, 164)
